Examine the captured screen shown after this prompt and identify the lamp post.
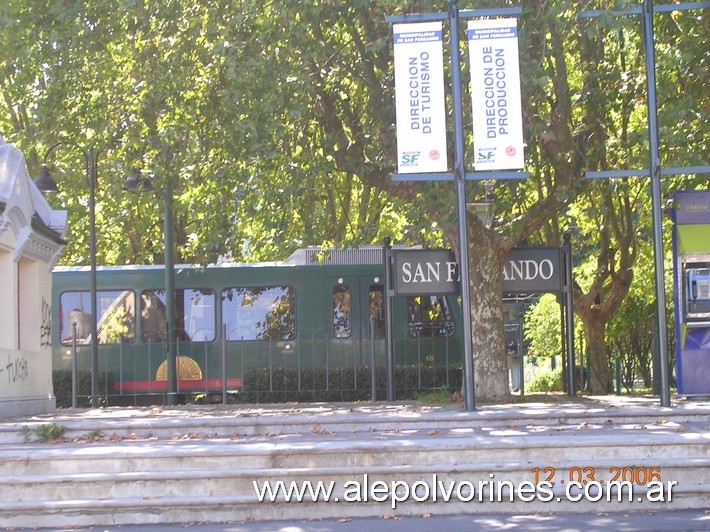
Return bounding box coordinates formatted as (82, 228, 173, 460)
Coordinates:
(124, 174, 178, 405)
(35, 142, 102, 408)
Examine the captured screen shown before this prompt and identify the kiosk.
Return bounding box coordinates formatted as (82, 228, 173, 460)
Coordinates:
(672, 190, 710, 396)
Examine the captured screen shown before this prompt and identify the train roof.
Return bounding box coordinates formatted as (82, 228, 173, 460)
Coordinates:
(52, 246, 421, 273)
(52, 262, 285, 273)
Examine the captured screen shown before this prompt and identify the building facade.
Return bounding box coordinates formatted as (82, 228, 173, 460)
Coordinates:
(0, 135, 67, 417)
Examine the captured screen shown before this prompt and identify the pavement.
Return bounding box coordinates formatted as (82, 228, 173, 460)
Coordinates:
(10, 509, 710, 532)
(2, 393, 709, 447)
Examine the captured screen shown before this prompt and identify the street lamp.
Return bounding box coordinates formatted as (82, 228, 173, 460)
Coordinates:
(35, 141, 104, 408)
(124, 174, 178, 405)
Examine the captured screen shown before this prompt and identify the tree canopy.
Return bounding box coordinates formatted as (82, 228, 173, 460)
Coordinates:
(1, 0, 707, 398)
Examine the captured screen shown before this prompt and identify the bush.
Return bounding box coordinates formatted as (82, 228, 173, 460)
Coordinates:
(53, 370, 113, 408)
(52, 365, 462, 405)
(527, 368, 563, 392)
(239, 365, 462, 403)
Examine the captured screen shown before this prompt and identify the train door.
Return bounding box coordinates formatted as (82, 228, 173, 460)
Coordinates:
(398, 294, 457, 368)
(326, 277, 385, 368)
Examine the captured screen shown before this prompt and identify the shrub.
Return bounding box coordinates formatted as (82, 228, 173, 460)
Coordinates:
(239, 365, 462, 403)
(527, 368, 564, 392)
(53, 370, 112, 408)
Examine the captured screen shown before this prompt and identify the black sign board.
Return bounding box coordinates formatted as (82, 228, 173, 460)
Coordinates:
(393, 249, 459, 295)
(502, 247, 562, 293)
(392, 247, 562, 296)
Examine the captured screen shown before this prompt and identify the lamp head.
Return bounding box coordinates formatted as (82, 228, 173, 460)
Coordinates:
(34, 165, 59, 194)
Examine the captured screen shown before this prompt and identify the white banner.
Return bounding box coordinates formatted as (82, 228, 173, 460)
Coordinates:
(468, 18, 525, 170)
(393, 22, 448, 174)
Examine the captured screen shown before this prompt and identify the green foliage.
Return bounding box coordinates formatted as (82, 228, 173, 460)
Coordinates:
(240, 365, 462, 403)
(52, 370, 113, 408)
(412, 385, 458, 404)
(35, 423, 68, 442)
(527, 368, 564, 393)
(3, 0, 706, 399)
(524, 294, 562, 361)
(87, 430, 103, 441)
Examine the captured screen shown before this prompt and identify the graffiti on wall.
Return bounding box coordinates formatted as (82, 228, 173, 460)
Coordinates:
(40, 297, 51, 348)
(1, 354, 29, 384)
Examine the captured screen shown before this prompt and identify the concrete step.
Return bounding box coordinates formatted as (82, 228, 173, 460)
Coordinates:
(0, 428, 708, 527)
(3, 400, 709, 445)
(2, 455, 708, 502)
(1, 397, 708, 528)
(2, 427, 708, 475)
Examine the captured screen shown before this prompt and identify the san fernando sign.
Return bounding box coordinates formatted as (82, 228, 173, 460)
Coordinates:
(392, 247, 562, 296)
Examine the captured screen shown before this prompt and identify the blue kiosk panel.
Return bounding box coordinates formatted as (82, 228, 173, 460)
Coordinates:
(672, 190, 710, 396)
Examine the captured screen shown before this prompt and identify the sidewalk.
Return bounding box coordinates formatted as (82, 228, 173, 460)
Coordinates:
(2, 393, 708, 444)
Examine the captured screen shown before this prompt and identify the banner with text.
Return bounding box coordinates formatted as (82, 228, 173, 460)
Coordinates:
(393, 22, 448, 174)
(468, 18, 524, 170)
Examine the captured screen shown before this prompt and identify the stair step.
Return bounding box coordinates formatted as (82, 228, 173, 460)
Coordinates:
(3, 403, 708, 445)
(1, 484, 708, 529)
(1, 398, 708, 528)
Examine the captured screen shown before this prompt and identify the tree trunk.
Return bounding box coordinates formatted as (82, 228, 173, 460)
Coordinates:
(583, 318, 613, 394)
(468, 222, 510, 402)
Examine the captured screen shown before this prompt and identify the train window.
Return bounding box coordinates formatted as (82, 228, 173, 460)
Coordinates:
(59, 290, 136, 346)
(368, 285, 385, 338)
(222, 286, 296, 341)
(332, 285, 352, 339)
(140, 288, 216, 343)
(407, 295, 455, 337)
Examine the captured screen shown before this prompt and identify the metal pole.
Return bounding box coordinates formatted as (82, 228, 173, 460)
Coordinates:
(34, 141, 101, 407)
(222, 323, 227, 405)
(383, 237, 395, 401)
(449, 0, 476, 411)
(563, 233, 576, 396)
(88, 147, 99, 408)
(370, 314, 377, 401)
(642, 0, 671, 407)
(517, 321, 524, 397)
(164, 183, 178, 405)
(558, 295, 564, 373)
(72, 322, 78, 408)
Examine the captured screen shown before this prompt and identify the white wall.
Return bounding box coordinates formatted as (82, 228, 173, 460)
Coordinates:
(0, 136, 65, 417)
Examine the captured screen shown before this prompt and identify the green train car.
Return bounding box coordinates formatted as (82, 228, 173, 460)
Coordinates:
(51, 247, 461, 403)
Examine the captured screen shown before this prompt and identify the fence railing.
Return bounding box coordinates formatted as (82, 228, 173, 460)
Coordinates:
(57, 324, 462, 407)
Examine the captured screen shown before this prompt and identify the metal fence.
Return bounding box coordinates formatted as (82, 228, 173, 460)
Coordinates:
(57, 324, 463, 407)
